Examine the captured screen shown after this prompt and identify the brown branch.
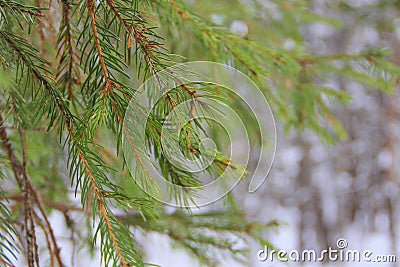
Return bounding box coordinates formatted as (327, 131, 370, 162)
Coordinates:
(2, 29, 131, 267)
(0, 2, 43, 17)
(31, 210, 40, 267)
(87, 0, 110, 84)
(78, 150, 128, 267)
(28, 183, 64, 266)
(0, 112, 65, 267)
(24, 192, 35, 267)
(0, 258, 14, 267)
(31, 212, 54, 267)
(0, 114, 23, 188)
(88, 0, 122, 125)
(17, 123, 38, 267)
(0, 32, 73, 132)
(104, 0, 159, 74)
(35, 0, 46, 57)
(2, 194, 82, 213)
(0, 120, 33, 267)
(57, 0, 78, 99)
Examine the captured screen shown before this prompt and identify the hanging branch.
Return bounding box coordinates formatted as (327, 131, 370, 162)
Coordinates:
(0, 0, 42, 20)
(88, 0, 111, 86)
(1, 29, 143, 267)
(57, 0, 79, 99)
(0, 114, 65, 267)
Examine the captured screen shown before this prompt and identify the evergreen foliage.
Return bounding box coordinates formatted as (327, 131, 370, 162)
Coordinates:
(0, 0, 398, 266)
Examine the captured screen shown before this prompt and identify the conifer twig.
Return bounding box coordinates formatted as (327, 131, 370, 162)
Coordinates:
(0, 114, 65, 267)
(3, 26, 141, 267)
(87, 0, 110, 86)
(78, 150, 128, 267)
(57, 0, 77, 99)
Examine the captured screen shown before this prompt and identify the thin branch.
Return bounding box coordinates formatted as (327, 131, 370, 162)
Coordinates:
(31, 212, 54, 267)
(28, 182, 64, 266)
(0, 1, 43, 17)
(2, 193, 82, 213)
(0, 32, 73, 131)
(0, 258, 14, 267)
(17, 123, 38, 267)
(0, 114, 65, 267)
(104, 0, 164, 80)
(35, 0, 46, 57)
(87, 0, 110, 85)
(79, 151, 128, 267)
(0, 114, 23, 188)
(57, 0, 78, 99)
(1, 29, 132, 267)
(167, 0, 285, 69)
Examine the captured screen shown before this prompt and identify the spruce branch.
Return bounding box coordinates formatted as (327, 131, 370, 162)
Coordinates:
(83, 0, 157, 189)
(0, 0, 43, 23)
(0, 31, 73, 131)
(160, 0, 289, 75)
(78, 147, 130, 267)
(88, 0, 111, 85)
(103, 0, 177, 106)
(0, 153, 18, 267)
(118, 208, 279, 266)
(0, 29, 143, 267)
(80, 1, 209, 206)
(57, 0, 79, 99)
(0, 114, 65, 267)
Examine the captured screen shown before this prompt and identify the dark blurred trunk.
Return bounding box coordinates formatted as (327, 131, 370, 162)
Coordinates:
(297, 135, 328, 263)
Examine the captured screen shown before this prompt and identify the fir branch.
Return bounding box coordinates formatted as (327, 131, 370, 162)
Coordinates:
(57, 0, 79, 99)
(18, 124, 39, 267)
(0, 147, 18, 267)
(0, 114, 65, 267)
(0, 30, 142, 267)
(81, 1, 196, 199)
(67, 118, 144, 266)
(78, 148, 129, 267)
(0, 31, 73, 131)
(88, 0, 110, 84)
(1, 193, 82, 213)
(2, 1, 399, 266)
(0, 0, 43, 20)
(118, 209, 278, 266)
(103, 0, 171, 77)
(101, 0, 201, 124)
(161, 0, 288, 74)
(34, 0, 46, 57)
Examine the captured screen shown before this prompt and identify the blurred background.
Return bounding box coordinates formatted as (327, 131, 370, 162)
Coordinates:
(140, 0, 400, 266)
